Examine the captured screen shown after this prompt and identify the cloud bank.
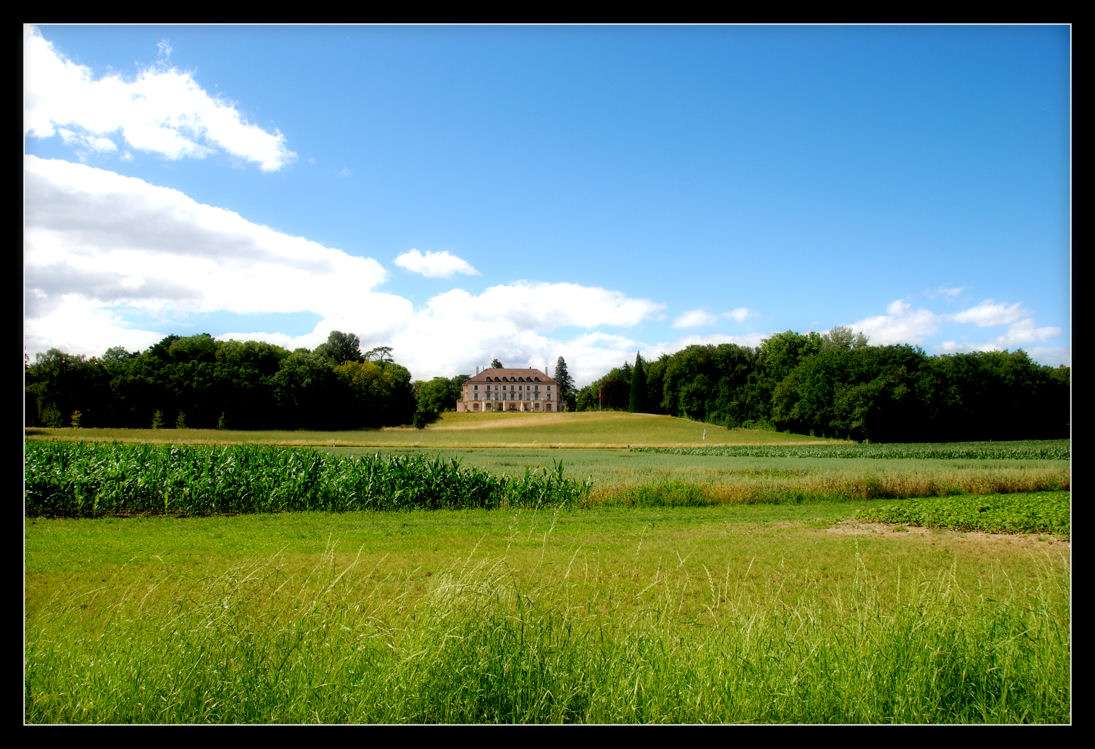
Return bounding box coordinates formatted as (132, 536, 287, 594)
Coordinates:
(23, 153, 1066, 384)
(23, 155, 668, 385)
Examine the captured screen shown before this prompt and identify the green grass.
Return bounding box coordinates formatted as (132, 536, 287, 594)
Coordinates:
(22, 420, 1071, 723)
(332, 446, 1068, 506)
(24, 505, 1071, 723)
(25, 411, 851, 448)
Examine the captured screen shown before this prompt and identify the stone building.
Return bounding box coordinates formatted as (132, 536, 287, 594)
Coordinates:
(457, 367, 562, 413)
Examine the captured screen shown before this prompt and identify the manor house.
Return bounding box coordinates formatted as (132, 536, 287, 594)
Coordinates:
(457, 367, 562, 413)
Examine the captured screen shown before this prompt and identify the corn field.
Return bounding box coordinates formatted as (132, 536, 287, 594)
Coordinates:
(24, 441, 593, 517)
(630, 440, 1071, 460)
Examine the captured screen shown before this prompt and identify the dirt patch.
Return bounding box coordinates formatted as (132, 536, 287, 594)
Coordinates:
(830, 520, 1071, 548)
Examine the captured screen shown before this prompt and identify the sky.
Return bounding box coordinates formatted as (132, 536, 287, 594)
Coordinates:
(23, 23, 1071, 386)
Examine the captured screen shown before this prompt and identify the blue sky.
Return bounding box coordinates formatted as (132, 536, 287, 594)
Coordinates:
(24, 24, 1071, 386)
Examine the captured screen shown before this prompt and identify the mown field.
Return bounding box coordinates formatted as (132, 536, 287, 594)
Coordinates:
(24, 410, 847, 448)
(23, 412, 1071, 724)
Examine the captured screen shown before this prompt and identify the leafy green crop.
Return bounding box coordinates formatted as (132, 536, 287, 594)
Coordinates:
(856, 492, 1070, 537)
(24, 441, 593, 517)
(631, 440, 1070, 460)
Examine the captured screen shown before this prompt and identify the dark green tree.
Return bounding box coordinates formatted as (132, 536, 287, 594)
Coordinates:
(598, 377, 630, 410)
(314, 331, 363, 366)
(490, 358, 504, 369)
(415, 377, 458, 414)
(821, 325, 869, 353)
(629, 352, 648, 413)
(554, 356, 576, 411)
(364, 345, 394, 364)
(575, 384, 598, 411)
(24, 349, 108, 427)
(271, 349, 341, 429)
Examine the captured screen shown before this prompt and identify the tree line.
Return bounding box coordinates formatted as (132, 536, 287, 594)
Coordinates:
(574, 328, 1070, 443)
(24, 331, 435, 431)
(25, 327, 1070, 442)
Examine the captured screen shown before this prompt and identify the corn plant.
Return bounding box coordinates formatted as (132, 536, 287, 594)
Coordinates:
(24, 441, 594, 517)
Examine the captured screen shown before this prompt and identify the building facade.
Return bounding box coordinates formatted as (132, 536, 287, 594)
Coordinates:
(457, 367, 562, 413)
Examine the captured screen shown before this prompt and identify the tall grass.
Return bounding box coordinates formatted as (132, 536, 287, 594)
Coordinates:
(24, 441, 592, 517)
(25, 543, 1070, 723)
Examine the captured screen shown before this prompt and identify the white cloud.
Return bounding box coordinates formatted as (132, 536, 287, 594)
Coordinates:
(930, 285, 966, 298)
(848, 296, 1065, 363)
(23, 294, 167, 360)
(394, 248, 480, 278)
(949, 299, 1028, 328)
(1024, 346, 1070, 368)
(24, 25, 295, 171)
(850, 299, 940, 346)
(388, 283, 664, 382)
(24, 155, 406, 357)
(672, 308, 718, 328)
(723, 307, 756, 323)
(672, 307, 757, 329)
(23, 157, 667, 384)
(993, 318, 1061, 347)
(460, 282, 663, 331)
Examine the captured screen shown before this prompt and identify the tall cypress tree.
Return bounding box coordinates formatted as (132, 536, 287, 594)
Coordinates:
(554, 356, 575, 411)
(629, 352, 647, 413)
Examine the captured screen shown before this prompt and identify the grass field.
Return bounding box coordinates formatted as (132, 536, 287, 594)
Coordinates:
(24, 504, 1070, 723)
(23, 412, 1071, 724)
(24, 410, 849, 448)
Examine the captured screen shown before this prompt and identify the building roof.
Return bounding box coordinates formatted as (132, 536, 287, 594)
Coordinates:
(465, 367, 557, 384)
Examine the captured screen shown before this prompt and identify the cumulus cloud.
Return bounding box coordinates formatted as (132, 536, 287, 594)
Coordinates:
(394, 248, 479, 278)
(23, 156, 667, 383)
(993, 318, 1062, 347)
(672, 308, 718, 328)
(723, 307, 756, 323)
(949, 299, 1028, 328)
(388, 283, 664, 382)
(23, 294, 169, 361)
(24, 25, 295, 171)
(941, 317, 1064, 357)
(850, 299, 940, 346)
(466, 282, 663, 331)
(842, 295, 1065, 364)
(24, 155, 407, 356)
(672, 307, 757, 329)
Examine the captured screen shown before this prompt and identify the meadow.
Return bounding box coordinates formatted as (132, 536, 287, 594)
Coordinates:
(24, 410, 843, 448)
(23, 412, 1071, 724)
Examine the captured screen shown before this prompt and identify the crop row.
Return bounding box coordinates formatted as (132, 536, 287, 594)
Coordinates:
(631, 440, 1070, 461)
(24, 441, 593, 517)
(855, 492, 1070, 537)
